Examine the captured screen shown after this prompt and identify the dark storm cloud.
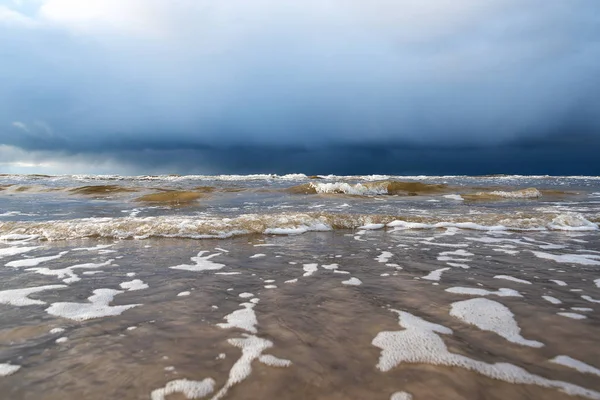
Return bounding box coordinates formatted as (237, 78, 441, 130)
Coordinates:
(0, 0, 599, 174)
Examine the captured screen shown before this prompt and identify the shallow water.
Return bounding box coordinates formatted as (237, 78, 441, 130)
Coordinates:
(1, 175, 600, 399)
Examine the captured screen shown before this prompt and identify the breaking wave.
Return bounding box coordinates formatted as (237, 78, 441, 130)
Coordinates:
(0, 212, 596, 241)
(286, 181, 450, 196)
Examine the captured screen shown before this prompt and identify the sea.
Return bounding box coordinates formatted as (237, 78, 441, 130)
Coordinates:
(0, 173, 599, 400)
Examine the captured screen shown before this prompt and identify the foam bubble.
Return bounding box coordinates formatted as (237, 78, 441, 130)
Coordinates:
(177, 291, 191, 297)
(45, 289, 140, 321)
(171, 251, 225, 272)
(444, 194, 464, 201)
(151, 378, 215, 400)
(531, 251, 600, 266)
(321, 264, 339, 270)
(302, 263, 318, 277)
(445, 287, 522, 297)
(49, 327, 65, 334)
(372, 310, 600, 399)
(264, 285, 277, 289)
(450, 298, 543, 347)
(284, 279, 298, 284)
(422, 268, 450, 282)
(594, 279, 600, 288)
(28, 259, 114, 284)
(571, 307, 593, 312)
(359, 223, 385, 230)
(550, 280, 567, 286)
(446, 262, 470, 269)
(55, 337, 68, 344)
(5, 251, 68, 268)
(258, 354, 292, 367)
(390, 392, 413, 400)
(0, 284, 67, 306)
(0, 245, 40, 258)
(0, 363, 20, 377)
(217, 302, 258, 333)
(582, 295, 600, 304)
(542, 296, 562, 305)
(238, 293, 254, 299)
(249, 254, 265, 259)
(494, 275, 532, 285)
(342, 277, 362, 286)
(376, 252, 393, 263)
(119, 279, 149, 291)
(550, 356, 600, 377)
(558, 312, 586, 320)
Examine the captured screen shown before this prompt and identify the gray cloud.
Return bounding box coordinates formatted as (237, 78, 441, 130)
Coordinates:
(0, 0, 599, 173)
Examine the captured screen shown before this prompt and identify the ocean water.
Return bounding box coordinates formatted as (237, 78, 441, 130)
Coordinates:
(1, 174, 599, 399)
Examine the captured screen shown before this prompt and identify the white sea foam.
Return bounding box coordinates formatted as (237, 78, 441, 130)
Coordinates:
(542, 296, 562, 305)
(0, 284, 67, 306)
(440, 249, 473, 257)
(450, 298, 543, 347)
(5, 251, 68, 268)
(249, 254, 265, 259)
(119, 279, 149, 291)
(422, 268, 450, 282)
(0, 246, 40, 258)
(550, 356, 600, 377)
(571, 307, 593, 312)
(56, 337, 68, 344)
(444, 194, 464, 201)
(532, 251, 600, 266)
(445, 287, 522, 297)
(49, 327, 65, 334)
(302, 263, 318, 277)
(177, 291, 191, 297)
(376, 252, 393, 263)
(342, 277, 362, 286)
(28, 260, 114, 284)
(558, 312, 586, 320)
(446, 262, 470, 269)
(310, 182, 388, 196)
(151, 378, 215, 400)
(217, 302, 258, 333)
(258, 354, 292, 367)
(239, 293, 254, 299)
(171, 251, 225, 272)
(390, 392, 413, 400)
(359, 223, 385, 230)
(0, 363, 20, 377)
(594, 279, 600, 288)
(264, 285, 277, 289)
(581, 295, 600, 304)
(372, 310, 600, 399)
(494, 275, 532, 285)
(550, 280, 568, 286)
(321, 263, 339, 270)
(45, 289, 140, 321)
(284, 279, 298, 283)
(210, 334, 278, 400)
(548, 213, 599, 231)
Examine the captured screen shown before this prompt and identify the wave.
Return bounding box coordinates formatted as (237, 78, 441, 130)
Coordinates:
(463, 188, 542, 201)
(286, 181, 450, 196)
(0, 212, 596, 241)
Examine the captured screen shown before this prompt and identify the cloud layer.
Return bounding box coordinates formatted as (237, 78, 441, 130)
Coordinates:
(1, 0, 599, 173)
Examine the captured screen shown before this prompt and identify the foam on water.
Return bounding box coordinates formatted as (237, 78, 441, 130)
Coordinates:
(390, 392, 413, 400)
(216, 302, 258, 333)
(249, 254, 265, 259)
(45, 289, 140, 321)
(238, 293, 254, 299)
(494, 275, 532, 285)
(27, 260, 114, 284)
(582, 295, 600, 304)
(571, 307, 593, 312)
(0, 246, 40, 258)
(446, 262, 470, 269)
(119, 279, 149, 291)
(450, 298, 543, 347)
(550, 280, 568, 286)
(422, 268, 450, 282)
(342, 277, 362, 286)
(445, 287, 522, 297)
(5, 251, 68, 268)
(558, 312, 586, 320)
(302, 263, 318, 277)
(440, 249, 474, 257)
(258, 354, 292, 367)
(0, 284, 67, 306)
(550, 356, 600, 377)
(151, 378, 216, 400)
(542, 296, 562, 305)
(177, 291, 191, 297)
(531, 251, 600, 266)
(444, 194, 464, 201)
(594, 278, 600, 288)
(0, 363, 20, 377)
(372, 310, 600, 399)
(49, 327, 65, 334)
(56, 337, 68, 344)
(376, 252, 393, 263)
(171, 251, 225, 272)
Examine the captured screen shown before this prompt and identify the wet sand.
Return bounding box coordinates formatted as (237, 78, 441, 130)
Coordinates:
(1, 228, 599, 399)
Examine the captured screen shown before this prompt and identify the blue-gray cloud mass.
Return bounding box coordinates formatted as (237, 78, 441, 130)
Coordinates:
(1, 0, 599, 174)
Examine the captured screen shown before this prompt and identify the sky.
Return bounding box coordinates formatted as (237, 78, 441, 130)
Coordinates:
(1, 0, 599, 175)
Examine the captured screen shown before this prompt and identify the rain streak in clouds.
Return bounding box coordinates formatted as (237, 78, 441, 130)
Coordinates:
(1, 0, 599, 174)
